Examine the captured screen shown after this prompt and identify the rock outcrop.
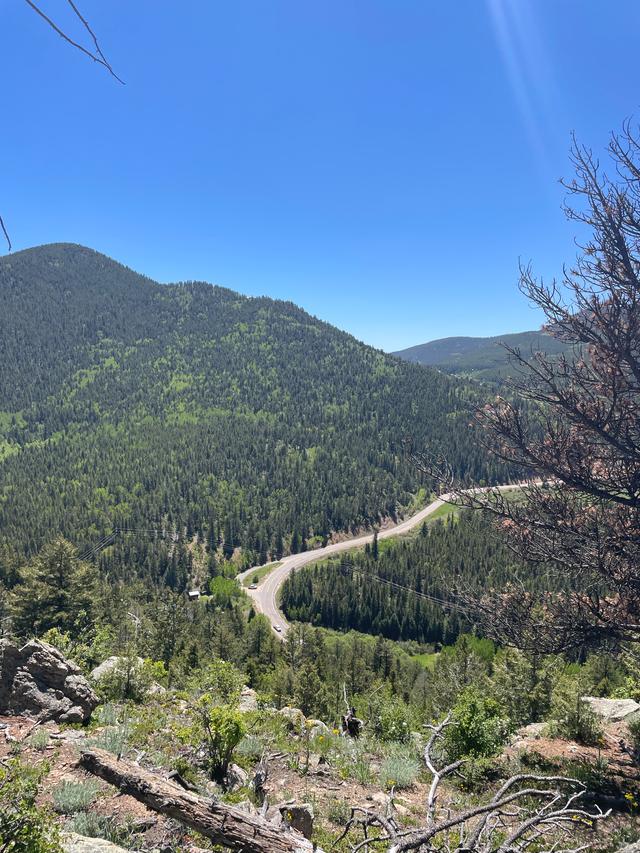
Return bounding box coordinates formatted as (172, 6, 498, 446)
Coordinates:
(239, 685, 259, 711)
(278, 706, 305, 730)
(0, 639, 98, 723)
(582, 696, 640, 722)
(278, 803, 314, 840)
(62, 834, 129, 853)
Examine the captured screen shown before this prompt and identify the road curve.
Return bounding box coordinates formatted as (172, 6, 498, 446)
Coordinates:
(238, 483, 530, 638)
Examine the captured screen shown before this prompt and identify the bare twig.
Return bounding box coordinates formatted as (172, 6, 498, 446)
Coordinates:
(0, 215, 10, 251)
(23, 0, 125, 83)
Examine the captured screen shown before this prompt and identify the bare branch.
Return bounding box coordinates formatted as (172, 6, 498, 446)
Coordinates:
(23, 0, 125, 84)
(0, 215, 11, 251)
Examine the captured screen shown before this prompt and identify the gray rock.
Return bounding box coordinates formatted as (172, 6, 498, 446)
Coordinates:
(278, 706, 305, 731)
(616, 843, 640, 853)
(226, 762, 249, 792)
(0, 640, 98, 723)
(279, 802, 314, 839)
(90, 656, 144, 682)
(239, 685, 259, 712)
(582, 696, 640, 722)
(62, 832, 129, 852)
(307, 718, 330, 738)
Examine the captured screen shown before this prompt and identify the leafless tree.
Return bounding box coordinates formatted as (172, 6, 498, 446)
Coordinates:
(336, 715, 608, 852)
(2, 1, 123, 250)
(417, 122, 640, 654)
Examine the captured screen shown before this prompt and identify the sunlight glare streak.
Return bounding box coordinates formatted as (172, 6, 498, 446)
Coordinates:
(487, 0, 555, 178)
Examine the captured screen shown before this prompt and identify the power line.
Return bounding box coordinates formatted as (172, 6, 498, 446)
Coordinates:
(339, 563, 474, 617)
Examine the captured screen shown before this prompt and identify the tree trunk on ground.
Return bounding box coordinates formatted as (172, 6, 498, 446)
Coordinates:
(79, 748, 320, 853)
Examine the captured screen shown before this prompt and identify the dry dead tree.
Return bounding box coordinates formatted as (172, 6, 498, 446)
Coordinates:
(411, 124, 640, 655)
(336, 715, 609, 853)
(80, 747, 320, 853)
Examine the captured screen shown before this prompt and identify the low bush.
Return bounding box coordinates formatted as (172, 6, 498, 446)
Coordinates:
(29, 728, 50, 752)
(443, 689, 510, 760)
(379, 746, 421, 790)
(0, 759, 61, 852)
(52, 780, 101, 814)
(69, 812, 136, 847)
(235, 734, 264, 764)
(326, 796, 352, 826)
(333, 737, 372, 785)
(178, 698, 245, 782)
(87, 724, 129, 756)
(546, 675, 603, 746)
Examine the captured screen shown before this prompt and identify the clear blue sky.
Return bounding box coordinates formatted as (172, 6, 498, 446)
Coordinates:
(2, 1, 639, 350)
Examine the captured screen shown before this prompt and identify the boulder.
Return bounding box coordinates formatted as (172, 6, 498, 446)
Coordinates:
(62, 834, 129, 853)
(90, 656, 144, 681)
(239, 685, 259, 712)
(90, 655, 165, 696)
(307, 718, 330, 738)
(582, 696, 640, 722)
(226, 762, 249, 792)
(278, 706, 305, 731)
(0, 640, 98, 723)
(279, 802, 314, 839)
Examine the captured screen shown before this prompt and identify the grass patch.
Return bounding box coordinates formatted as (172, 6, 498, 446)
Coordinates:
(242, 562, 282, 587)
(425, 502, 461, 523)
(411, 652, 439, 670)
(53, 780, 101, 814)
(379, 746, 421, 790)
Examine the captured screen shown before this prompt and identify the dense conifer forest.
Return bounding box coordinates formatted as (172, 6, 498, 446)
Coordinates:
(280, 512, 560, 644)
(0, 243, 510, 579)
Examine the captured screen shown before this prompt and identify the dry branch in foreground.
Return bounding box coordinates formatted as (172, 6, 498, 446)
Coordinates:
(79, 748, 319, 853)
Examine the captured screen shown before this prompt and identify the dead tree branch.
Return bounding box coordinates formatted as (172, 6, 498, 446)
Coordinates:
(23, 0, 124, 83)
(79, 748, 319, 853)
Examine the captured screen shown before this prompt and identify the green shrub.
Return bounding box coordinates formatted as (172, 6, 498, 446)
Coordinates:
(326, 796, 352, 826)
(456, 756, 504, 791)
(374, 696, 413, 743)
(333, 737, 372, 785)
(69, 812, 135, 847)
(379, 746, 421, 790)
(235, 734, 264, 764)
(187, 658, 244, 705)
(94, 703, 119, 727)
(547, 674, 603, 746)
(96, 655, 167, 704)
(28, 729, 50, 752)
(52, 780, 101, 814)
(179, 697, 245, 782)
(443, 688, 509, 760)
(0, 759, 62, 852)
(87, 725, 129, 756)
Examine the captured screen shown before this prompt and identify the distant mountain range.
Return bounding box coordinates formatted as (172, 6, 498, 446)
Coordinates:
(393, 331, 572, 382)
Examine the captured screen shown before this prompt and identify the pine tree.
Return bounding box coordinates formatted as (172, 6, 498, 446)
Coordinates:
(12, 537, 97, 639)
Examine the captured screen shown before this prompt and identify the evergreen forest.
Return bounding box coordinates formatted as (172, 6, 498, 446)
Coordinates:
(0, 243, 510, 583)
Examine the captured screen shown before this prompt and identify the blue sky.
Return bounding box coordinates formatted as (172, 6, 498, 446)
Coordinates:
(2, 1, 639, 350)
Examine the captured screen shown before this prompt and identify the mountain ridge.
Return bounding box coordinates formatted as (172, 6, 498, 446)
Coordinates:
(393, 330, 571, 382)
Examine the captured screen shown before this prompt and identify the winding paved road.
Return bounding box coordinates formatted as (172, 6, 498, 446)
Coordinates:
(238, 483, 528, 638)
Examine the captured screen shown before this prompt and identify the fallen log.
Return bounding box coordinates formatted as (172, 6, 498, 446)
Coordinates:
(80, 748, 320, 853)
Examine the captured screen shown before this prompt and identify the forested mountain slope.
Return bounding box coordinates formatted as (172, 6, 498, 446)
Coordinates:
(0, 244, 507, 581)
(393, 331, 571, 382)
